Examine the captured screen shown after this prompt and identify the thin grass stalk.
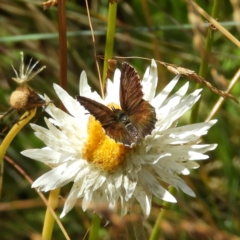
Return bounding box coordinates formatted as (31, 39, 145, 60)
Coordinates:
(42, 188, 61, 240)
(190, 0, 222, 123)
(149, 207, 167, 240)
(149, 2, 222, 238)
(102, 2, 117, 86)
(132, 217, 147, 240)
(0, 109, 37, 164)
(87, 3, 118, 239)
(41, 0, 68, 238)
(188, 0, 240, 48)
(140, 0, 165, 81)
(149, 187, 176, 240)
(205, 68, 240, 121)
(88, 213, 101, 240)
(58, 0, 68, 110)
(0, 109, 36, 205)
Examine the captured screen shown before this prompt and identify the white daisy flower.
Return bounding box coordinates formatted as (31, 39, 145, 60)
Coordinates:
(21, 60, 217, 218)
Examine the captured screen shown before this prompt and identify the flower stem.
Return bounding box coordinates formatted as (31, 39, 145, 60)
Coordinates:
(102, 2, 118, 86)
(88, 3, 118, 239)
(205, 68, 240, 122)
(42, 188, 61, 240)
(88, 213, 101, 240)
(189, 0, 240, 48)
(149, 207, 167, 240)
(41, 1, 67, 239)
(57, 0, 68, 109)
(149, 187, 175, 240)
(132, 217, 147, 240)
(0, 109, 37, 164)
(190, 0, 221, 123)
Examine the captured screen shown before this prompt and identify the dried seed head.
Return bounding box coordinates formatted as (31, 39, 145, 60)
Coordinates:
(11, 52, 46, 84)
(105, 59, 117, 83)
(0, 52, 47, 126)
(10, 52, 47, 110)
(9, 86, 46, 110)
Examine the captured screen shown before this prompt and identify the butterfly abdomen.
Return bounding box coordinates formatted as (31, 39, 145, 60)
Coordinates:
(125, 122, 141, 144)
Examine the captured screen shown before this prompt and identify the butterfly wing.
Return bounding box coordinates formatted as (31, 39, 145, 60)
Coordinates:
(106, 120, 134, 145)
(128, 100, 156, 139)
(76, 96, 113, 124)
(76, 96, 131, 145)
(120, 63, 157, 139)
(120, 63, 143, 112)
(26, 88, 46, 109)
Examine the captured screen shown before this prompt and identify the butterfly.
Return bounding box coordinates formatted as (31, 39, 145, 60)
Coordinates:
(76, 63, 156, 146)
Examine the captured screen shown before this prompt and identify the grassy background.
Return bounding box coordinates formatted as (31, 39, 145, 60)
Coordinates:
(0, 0, 240, 239)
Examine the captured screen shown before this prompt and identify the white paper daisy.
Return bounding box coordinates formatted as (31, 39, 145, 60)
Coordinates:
(21, 60, 217, 218)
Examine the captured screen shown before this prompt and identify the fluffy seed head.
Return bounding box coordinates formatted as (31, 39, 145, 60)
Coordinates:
(10, 86, 30, 110)
(9, 86, 45, 110)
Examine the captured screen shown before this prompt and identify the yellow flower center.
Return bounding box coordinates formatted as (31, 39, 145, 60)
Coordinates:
(82, 103, 130, 172)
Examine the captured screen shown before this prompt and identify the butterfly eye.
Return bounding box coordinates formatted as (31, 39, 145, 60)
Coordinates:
(118, 112, 128, 123)
(112, 109, 129, 123)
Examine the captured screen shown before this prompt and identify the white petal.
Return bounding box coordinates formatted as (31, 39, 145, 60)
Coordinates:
(153, 166, 195, 197)
(152, 75, 180, 108)
(92, 173, 107, 191)
(84, 169, 103, 189)
(124, 173, 138, 201)
(156, 89, 202, 131)
(134, 185, 152, 218)
(113, 69, 121, 92)
(161, 120, 217, 144)
(60, 184, 80, 217)
(32, 161, 83, 191)
(142, 59, 158, 102)
(106, 182, 118, 208)
(53, 84, 85, 119)
(21, 147, 70, 164)
(110, 169, 123, 189)
(34, 132, 76, 154)
(105, 79, 114, 102)
(105, 77, 120, 105)
(119, 194, 128, 216)
(119, 192, 134, 216)
(82, 189, 93, 211)
(51, 108, 88, 141)
(30, 123, 52, 136)
(156, 158, 190, 175)
(79, 71, 103, 103)
(160, 81, 189, 110)
(161, 144, 217, 162)
(79, 71, 91, 97)
(139, 169, 176, 202)
(184, 161, 200, 169)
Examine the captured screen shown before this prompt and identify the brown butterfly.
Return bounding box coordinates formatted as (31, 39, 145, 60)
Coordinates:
(76, 63, 156, 146)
